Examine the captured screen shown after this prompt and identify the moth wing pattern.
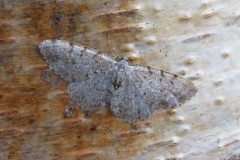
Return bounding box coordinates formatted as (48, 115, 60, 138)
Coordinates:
(110, 73, 154, 123)
(39, 39, 198, 123)
(111, 64, 197, 123)
(127, 65, 198, 111)
(68, 71, 115, 113)
(39, 40, 116, 83)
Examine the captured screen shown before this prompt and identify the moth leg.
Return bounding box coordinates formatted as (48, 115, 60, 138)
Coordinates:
(63, 105, 75, 118)
(131, 123, 137, 130)
(84, 111, 94, 118)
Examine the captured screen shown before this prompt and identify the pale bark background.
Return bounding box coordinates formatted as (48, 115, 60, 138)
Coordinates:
(0, 0, 239, 160)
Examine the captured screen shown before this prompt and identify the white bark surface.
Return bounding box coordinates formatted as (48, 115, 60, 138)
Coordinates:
(0, 0, 239, 159)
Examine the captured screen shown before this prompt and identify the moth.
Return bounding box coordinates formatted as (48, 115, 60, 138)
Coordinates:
(39, 40, 197, 123)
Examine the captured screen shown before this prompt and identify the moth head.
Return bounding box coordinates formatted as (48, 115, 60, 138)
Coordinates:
(117, 59, 128, 68)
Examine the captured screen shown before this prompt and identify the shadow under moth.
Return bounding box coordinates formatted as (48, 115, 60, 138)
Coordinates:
(39, 40, 197, 123)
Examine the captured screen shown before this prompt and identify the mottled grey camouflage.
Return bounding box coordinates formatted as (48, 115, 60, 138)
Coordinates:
(39, 40, 197, 123)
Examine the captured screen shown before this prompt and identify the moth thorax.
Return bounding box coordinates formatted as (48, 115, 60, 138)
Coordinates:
(113, 60, 128, 89)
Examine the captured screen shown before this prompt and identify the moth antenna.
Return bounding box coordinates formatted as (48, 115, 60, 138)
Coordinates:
(111, 47, 120, 59)
(131, 123, 137, 130)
